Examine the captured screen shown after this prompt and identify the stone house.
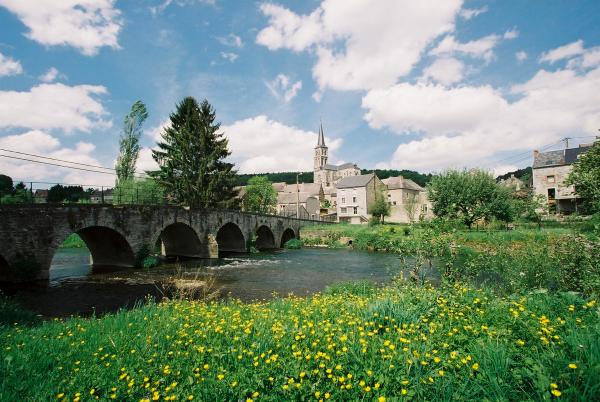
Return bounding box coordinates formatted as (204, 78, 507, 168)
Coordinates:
(90, 188, 113, 204)
(336, 173, 385, 224)
(381, 176, 433, 223)
(532, 144, 593, 214)
(33, 189, 48, 203)
(277, 192, 320, 219)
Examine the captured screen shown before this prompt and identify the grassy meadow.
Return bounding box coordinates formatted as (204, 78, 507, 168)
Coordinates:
(1, 221, 599, 400)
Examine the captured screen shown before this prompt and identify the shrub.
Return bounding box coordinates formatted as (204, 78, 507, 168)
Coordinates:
(283, 239, 303, 249)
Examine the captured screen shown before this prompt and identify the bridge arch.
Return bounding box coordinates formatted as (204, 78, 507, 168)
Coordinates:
(216, 222, 246, 256)
(280, 228, 296, 247)
(255, 225, 276, 250)
(158, 222, 204, 259)
(54, 226, 136, 268)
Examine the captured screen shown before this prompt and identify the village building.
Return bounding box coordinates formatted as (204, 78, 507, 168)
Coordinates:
(313, 123, 360, 187)
(90, 188, 114, 204)
(277, 192, 320, 219)
(33, 189, 48, 203)
(336, 173, 385, 224)
(499, 174, 526, 191)
(532, 143, 593, 214)
(381, 176, 432, 223)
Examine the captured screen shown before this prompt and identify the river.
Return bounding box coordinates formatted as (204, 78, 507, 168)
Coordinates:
(5, 247, 436, 318)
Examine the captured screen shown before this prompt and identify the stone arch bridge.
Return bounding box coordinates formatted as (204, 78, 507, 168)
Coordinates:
(0, 205, 323, 283)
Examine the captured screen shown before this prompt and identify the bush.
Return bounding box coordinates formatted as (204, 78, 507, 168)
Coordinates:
(283, 239, 303, 249)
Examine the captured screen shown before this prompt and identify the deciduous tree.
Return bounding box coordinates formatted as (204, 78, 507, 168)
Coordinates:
(115, 100, 148, 184)
(567, 141, 600, 213)
(242, 176, 277, 214)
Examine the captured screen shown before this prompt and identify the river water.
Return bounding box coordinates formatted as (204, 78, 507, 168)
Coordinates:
(6, 247, 430, 318)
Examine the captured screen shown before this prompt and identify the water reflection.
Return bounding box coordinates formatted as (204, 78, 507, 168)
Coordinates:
(10, 248, 437, 318)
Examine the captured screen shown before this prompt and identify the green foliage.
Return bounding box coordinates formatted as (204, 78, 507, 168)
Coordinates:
(567, 141, 600, 213)
(1, 284, 599, 401)
(0, 174, 13, 195)
(142, 255, 160, 269)
(428, 169, 514, 228)
(59, 234, 87, 249)
(47, 185, 90, 203)
(115, 100, 148, 184)
(0, 296, 39, 327)
(283, 239, 304, 249)
(242, 176, 277, 214)
(113, 178, 164, 205)
(235, 171, 313, 186)
(324, 280, 375, 296)
(369, 190, 390, 223)
(151, 97, 236, 208)
(0, 182, 31, 204)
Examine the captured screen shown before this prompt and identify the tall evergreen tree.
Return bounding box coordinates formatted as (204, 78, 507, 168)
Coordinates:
(151, 97, 236, 208)
(115, 100, 148, 184)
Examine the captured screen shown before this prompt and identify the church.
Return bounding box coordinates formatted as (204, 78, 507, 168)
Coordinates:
(313, 122, 361, 187)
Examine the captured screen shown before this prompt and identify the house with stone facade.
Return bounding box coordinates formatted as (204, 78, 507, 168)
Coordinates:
(382, 176, 433, 223)
(532, 143, 593, 214)
(336, 173, 385, 224)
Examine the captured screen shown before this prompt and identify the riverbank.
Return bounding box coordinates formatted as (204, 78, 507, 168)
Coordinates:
(1, 281, 598, 400)
(301, 224, 600, 296)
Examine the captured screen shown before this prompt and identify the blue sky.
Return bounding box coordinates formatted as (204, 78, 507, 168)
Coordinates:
(1, 0, 600, 187)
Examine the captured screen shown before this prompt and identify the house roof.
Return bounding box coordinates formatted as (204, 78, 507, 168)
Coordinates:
(336, 173, 376, 189)
(277, 192, 318, 204)
(281, 183, 322, 195)
(272, 182, 287, 192)
(565, 146, 591, 164)
(533, 150, 565, 168)
(382, 176, 424, 191)
(533, 145, 593, 168)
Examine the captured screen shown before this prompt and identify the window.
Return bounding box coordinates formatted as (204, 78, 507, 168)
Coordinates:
(353, 207, 358, 215)
(393, 201, 397, 206)
(421, 205, 427, 212)
(341, 207, 347, 214)
(352, 196, 357, 203)
(341, 197, 345, 204)
(547, 175, 555, 183)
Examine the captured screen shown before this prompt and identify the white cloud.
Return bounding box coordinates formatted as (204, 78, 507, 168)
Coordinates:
(0, 130, 114, 186)
(220, 52, 239, 62)
(136, 147, 159, 172)
(217, 33, 243, 48)
(266, 74, 302, 102)
(222, 115, 342, 173)
(515, 51, 528, 62)
(0, 0, 122, 56)
(430, 31, 515, 63)
(0, 51, 22, 76)
(539, 40, 584, 64)
(257, 0, 463, 91)
(503, 28, 519, 40)
(362, 64, 600, 171)
(421, 57, 464, 85)
(0, 83, 110, 133)
(493, 164, 519, 177)
(566, 46, 600, 70)
(150, 0, 215, 15)
(38, 67, 62, 83)
(459, 7, 487, 20)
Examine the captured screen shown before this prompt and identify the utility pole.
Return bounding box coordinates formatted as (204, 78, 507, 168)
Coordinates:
(296, 173, 300, 218)
(562, 137, 572, 149)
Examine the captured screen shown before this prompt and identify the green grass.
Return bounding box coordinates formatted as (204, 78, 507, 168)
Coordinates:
(1, 284, 598, 401)
(59, 233, 87, 249)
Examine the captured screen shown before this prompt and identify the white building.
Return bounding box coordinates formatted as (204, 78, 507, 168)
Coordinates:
(336, 173, 385, 224)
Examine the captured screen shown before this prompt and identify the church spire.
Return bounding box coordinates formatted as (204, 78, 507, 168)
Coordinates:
(317, 118, 326, 147)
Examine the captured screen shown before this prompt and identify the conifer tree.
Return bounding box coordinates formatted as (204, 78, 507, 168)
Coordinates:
(151, 97, 236, 208)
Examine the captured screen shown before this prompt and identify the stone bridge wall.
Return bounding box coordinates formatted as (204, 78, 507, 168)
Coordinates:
(0, 205, 320, 283)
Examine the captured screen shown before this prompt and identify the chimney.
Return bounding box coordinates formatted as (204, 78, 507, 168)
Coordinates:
(533, 150, 539, 159)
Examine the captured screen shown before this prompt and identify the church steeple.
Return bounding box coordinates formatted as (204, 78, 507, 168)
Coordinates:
(314, 119, 328, 171)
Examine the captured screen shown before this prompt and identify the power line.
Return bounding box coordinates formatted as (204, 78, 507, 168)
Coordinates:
(0, 148, 115, 171)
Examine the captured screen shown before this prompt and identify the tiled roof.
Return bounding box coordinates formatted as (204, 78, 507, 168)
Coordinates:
(382, 176, 424, 191)
(277, 192, 318, 204)
(322, 162, 358, 171)
(565, 146, 591, 164)
(533, 150, 564, 168)
(336, 173, 375, 189)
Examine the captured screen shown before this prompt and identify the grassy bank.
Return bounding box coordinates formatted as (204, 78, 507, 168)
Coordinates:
(301, 224, 600, 296)
(1, 283, 599, 401)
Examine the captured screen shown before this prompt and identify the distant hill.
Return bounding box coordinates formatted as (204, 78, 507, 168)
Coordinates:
(235, 169, 432, 187)
(496, 166, 532, 184)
